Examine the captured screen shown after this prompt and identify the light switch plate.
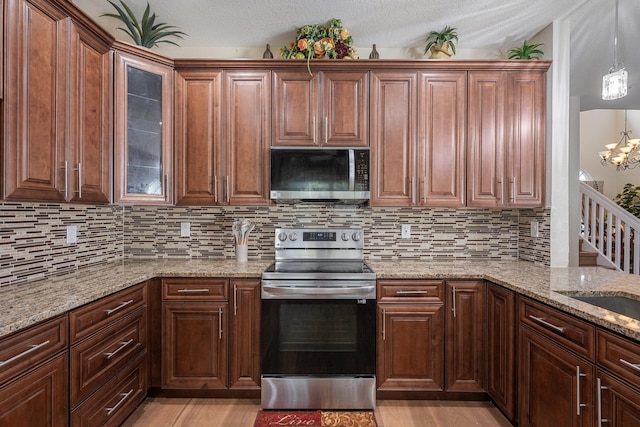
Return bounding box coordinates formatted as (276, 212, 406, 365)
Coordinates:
(401, 224, 411, 239)
(530, 221, 539, 238)
(66, 225, 77, 244)
(181, 222, 191, 237)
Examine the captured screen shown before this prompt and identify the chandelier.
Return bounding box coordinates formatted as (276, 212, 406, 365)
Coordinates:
(602, 0, 628, 100)
(598, 111, 640, 170)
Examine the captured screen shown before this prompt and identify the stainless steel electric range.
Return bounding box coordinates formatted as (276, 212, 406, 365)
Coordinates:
(260, 228, 376, 410)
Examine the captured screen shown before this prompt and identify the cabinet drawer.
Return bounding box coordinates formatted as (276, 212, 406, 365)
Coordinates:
(378, 280, 444, 302)
(597, 329, 640, 386)
(162, 278, 228, 301)
(71, 306, 147, 406)
(0, 315, 68, 385)
(519, 297, 594, 360)
(70, 283, 147, 342)
(71, 352, 147, 427)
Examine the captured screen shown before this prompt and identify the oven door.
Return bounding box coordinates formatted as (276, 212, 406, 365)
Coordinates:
(261, 298, 376, 376)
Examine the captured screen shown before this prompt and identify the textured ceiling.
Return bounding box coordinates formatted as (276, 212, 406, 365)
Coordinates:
(72, 0, 640, 111)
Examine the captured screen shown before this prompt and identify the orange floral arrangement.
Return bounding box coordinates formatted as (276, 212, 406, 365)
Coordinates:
(280, 19, 358, 74)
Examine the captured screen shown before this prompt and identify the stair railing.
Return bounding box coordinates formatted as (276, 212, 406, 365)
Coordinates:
(580, 182, 640, 274)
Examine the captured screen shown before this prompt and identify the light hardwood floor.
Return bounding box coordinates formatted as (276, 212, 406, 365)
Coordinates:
(121, 398, 513, 427)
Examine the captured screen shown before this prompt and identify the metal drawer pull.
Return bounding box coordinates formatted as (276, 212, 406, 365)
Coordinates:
(452, 286, 457, 318)
(233, 284, 238, 316)
(218, 308, 223, 340)
(0, 340, 50, 367)
(382, 309, 386, 341)
(177, 288, 211, 293)
(576, 366, 587, 416)
(105, 389, 134, 415)
(105, 339, 134, 360)
(395, 290, 430, 295)
(619, 358, 640, 372)
(528, 315, 565, 334)
(105, 299, 134, 315)
(597, 378, 609, 427)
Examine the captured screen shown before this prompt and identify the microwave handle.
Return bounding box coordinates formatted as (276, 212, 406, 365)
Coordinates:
(348, 149, 355, 191)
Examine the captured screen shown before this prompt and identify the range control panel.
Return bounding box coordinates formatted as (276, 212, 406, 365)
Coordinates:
(274, 228, 364, 251)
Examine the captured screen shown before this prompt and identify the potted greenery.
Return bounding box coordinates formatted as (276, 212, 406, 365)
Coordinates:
(508, 40, 544, 60)
(614, 183, 640, 219)
(424, 26, 458, 59)
(102, 0, 187, 48)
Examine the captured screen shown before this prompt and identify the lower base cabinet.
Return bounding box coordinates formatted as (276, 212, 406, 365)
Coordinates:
(598, 370, 640, 426)
(518, 325, 594, 427)
(0, 353, 69, 427)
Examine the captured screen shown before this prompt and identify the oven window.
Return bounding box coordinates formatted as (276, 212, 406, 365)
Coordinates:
(279, 304, 357, 352)
(261, 299, 376, 376)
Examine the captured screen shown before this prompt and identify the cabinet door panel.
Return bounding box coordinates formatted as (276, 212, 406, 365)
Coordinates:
(224, 71, 271, 205)
(0, 353, 68, 427)
(272, 71, 318, 146)
(418, 72, 466, 207)
(162, 302, 227, 389)
(370, 72, 417, 206)
(599, 370, 640, 427)
(377, 303, 444, 391)
(322, 71, 369, 146)
(519, 326, 594, 427)
(506, 72, 545, 206)
(4, 0, 68, 201)
(467, 72, 505, 207)
(445, 281, 484, 392)
(68, 23, 112, 204)
(175, 71, 221, 205)
(485, 283, 515, 420)
(229, 280, 261, 389)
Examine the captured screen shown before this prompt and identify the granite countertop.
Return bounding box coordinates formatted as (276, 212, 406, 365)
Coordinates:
(369, 260, 640, 341)
(1, 258, 639, 343)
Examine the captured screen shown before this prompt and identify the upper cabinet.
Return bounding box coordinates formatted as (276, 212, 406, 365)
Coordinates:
(467, 70, 546, 207)
(174, 68, 270, 206)
(3, 0, 112, 203)
(272, 70, 368, 147)
(114, 48, 173, 204)
(3, 0, 69, 202)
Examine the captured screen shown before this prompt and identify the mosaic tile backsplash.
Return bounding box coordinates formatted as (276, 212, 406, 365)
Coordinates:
(0, 202, 551, 287)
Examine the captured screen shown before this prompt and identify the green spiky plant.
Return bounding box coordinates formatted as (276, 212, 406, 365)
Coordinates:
(424, 26, 459, 57)
(508, 40, 544, 60)
(102, 0, 187, 48)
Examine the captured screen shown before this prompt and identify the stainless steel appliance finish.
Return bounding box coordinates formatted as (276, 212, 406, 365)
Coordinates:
(270, 148, 370, 204)
(262, 376, 376, 410)
(261, 228, 376, 410)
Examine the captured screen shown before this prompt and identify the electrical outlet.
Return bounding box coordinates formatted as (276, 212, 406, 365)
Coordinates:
(180, 222, 191, 237)
(530, 221, 539, 238)
(66, 225, 77, 244)
(401, 224, 411, 239)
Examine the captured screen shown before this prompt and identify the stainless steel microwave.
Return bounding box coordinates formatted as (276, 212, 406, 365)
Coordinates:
(270, 148, 370, 204)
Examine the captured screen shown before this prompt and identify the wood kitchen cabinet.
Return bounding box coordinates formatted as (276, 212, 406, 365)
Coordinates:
(174, 70, 223, 205)
(417, 71, 467, 207)
(223, 71, 271, 205)
(3, 0, 69, 202)
(68, 21, 113, 204)
(369, 71, 417, 206)
(174, 69, 270, 205)
(272, 70, 369, 147)
(229, 279, 261, 390)
(69, 282, 148, 426)
(114, 46, 173, 204)
(377, 280, 445, 392)
(518, 296, 595, 427)
(596, 329, 640, 426)
(0, 316, 68, 427)
(445, 281, 484, 392)
(485, 282, 516, 420)
(467, 70, 546, 207)
(3, 0, 112, 203)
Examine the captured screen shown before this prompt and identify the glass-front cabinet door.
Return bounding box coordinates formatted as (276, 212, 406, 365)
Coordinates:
(114, 49, 173, 204)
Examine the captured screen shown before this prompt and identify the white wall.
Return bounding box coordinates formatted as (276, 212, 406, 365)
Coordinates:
(580, 109, 640, 200)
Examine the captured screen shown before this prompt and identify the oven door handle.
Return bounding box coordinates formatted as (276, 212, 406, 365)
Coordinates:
(262, 284, 375, 297)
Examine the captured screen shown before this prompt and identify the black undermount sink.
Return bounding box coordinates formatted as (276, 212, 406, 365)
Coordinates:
(566, 295, 640, 320)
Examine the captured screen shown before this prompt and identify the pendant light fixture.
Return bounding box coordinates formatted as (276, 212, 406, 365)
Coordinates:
(602, 0, 628, 100)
